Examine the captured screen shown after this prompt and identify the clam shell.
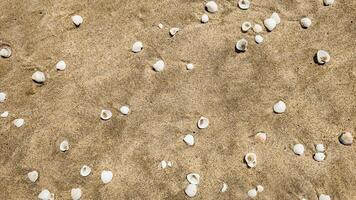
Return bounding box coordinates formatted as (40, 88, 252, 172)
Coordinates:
(160, 160, 167, 169)
(32, 71, 46, 83)
(185, 184, 198, 197)
(55, 60, 66, 71)
(100, 109, 112, 120)
(238, 0, 250, 10)
(201, 14, 209, 23)
(253, 24, 263, 33)
(60, 140, 69, 152)
(158, 23, 163, 29)
(264, 18, 277, 31)
(0, 45, 12, 58)
(315, 144, 325, 152)
(13, 118, 24, 127)
(314, 152, 325, 161)
(235, 38, 248, 52)
(101, 170, 113, 184)
(186, 63, 194, 70)
(205, 1, 218, 13)
(153, 60, 165, 72)
(316, 50, 330, 64)
(169, 27, 180, 36)
(0, 111, 9, 118)
(71, 15, 83, 26)
(197, 116, 209, 129)
(323, 0, 334, 6)
(255, 35, 263, 44)
(241, 22, 252, 32)
(244, 152, 257, 168)
(273, 100, 286, 113)
(187, 173, 200, 185)
(28, 170, 39, 183)
(256, 185, 264, 193)
(339, 131, 353, 145)
(119, 105, 130, 115)
(220, 182, 228, 192)
(0, 92, 6, 103)
(38, 189, 52, 200)
(132, 41, 143, 53)
(319, 194, 331, 200)
(271, 12, 281, 24)
(255, 132, 267, 142)
(183, 134, 195, 146)
(247, 188, 258, 198)
(300, 17, 312, 28)
(80, 165, 91, 177)
(71, 188, 82, 200)
(293, 144, 305, 155)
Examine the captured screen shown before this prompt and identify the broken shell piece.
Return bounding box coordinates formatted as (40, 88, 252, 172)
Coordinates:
(160, 160, 167, 169)
(60, 140, 69, 152)
(197, 116, 209, 129)
(316, 50, 330, 64)
(314, 152, 325, 161)
(32, 71, 46, 83)
(247, 188, 258, 198)
(255, 35, 263, 44)
(238, 0, 250, 10)
(253, 24, 263, 33)
(100, 109, 112, 120)
(71, 15, 83, 27)
(71, 188, 82, 200)
(169, 27, 180, 36)
(1, 111, 9, 118)
(293, 144, 305, 155)
(55, 60, 66, 71)
(235, 38, 248, 52)
(201, 14, 209, 23)
(132, 41, 143, 53)
(13, 118, 24, 127)
(187, 173, 200, 185)
(339, 131, 353, 145)
(315, 144, 325, 152)
(38, 189, 53, 200)
(119, 105, 130, 115)
(186, 63, 194, 70)
(255, 132, 267, 142)
(319, 194, 331, 200)
(80, 165, 91, 177)
(205, 1, 218, 13)
(184, 134, 195, 146)
(28, 170, 39, 183)
(273, 100, 286, 113)
(221, 182, 228, 192)
(153, 60, 165, 72)
(244, 153, 257, 168)
(323, 0, 334, 6)
(300, 17, 312, 28)
(256, 185, 264, 193)
(185, 184, 198, 197)
(0, 45, 12, 58)
(101, 170, 113, 184)
(241, 22, 252, 32)
(271, 12, 281, 24)
(264, 18, 277, 31)
(0, 92, 6, 103)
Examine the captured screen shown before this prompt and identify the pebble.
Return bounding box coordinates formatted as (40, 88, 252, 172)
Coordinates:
(38, 189, 53, 200)
(32, 71, 46, 83)
(158, 23, 164, 29)
(314, 152, 325, 162)
(100, 109, 112, 120)
(119, 105, 130, 115)
(241, 22, 252, 32)
(255, 132, 267, 142)
(153, 60, 165, 72)
(80, 165, 91, 177)
(273, 100, 286, 113)
(201, 14, 209, 23)
(185, 184, 198, 197)
(167, 161, 173, 167)
(160, 160, 167, 169)
(293, 144, 305, 155)
(60, 140, 69, 152)
(271, 12, 281, 24)
(205, 1, 218, 13)
(220, 182, 228, 192)
(245, 152, 257, 168)
(1, 111, 9, 118)
(169, 27, 180, 36)
(319, 194, 331, 200)
(0, 92, 6, 103)
(183, 134, 195, 146)
(264, 18, 277, 31)
(55, 60, 66, 71)
(255, 35, 263, 44)
(71, 15, 83, 27)
(339, 131, 353, 145)
(315, 144, 325, 152)
(13, 118, 24, 127)
(197, 116, 209, 129)
(186, 63, 194, 70)
(323, 0, 334, 6)
(300, 17, 312, 28)
(0, 46, 12, 58)
(247, 188, 258, 198)
(253, 24, 263, 33)
(132, 41, 143, 53)
(101, 170, 113, 184)
(236, 38, 248, 52)
(71, 188, 82, 200)
(238, 0, 250, 10)
(28, 170, 39, 183)
(316, 50, 330, 64)
(187, 173, 200, 185)
(256, 185, 264, 193)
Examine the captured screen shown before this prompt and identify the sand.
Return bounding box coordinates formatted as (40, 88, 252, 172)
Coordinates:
(0, 0, 355, 199)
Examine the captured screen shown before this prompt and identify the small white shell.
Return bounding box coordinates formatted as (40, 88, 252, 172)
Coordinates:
(220, 182, 228, 192)
(201, 14, 209, 23)
(1, 111, 9, 118)
(271, 12, 281, 24)
(56, 60, 66, 71)
(186, 63, 194, 70)
(119, 105, 130, 115)
(205, 1, 218, 13)
(236, 38, 248, 52)
(264, 18, 277, 31)
(0, 92, 6, 103)
(300, 17, 312, 28)
(158, 23, 164, 29)
(183, 134, 195, 146)
(315, 144, 325, 152)
(160, 160, 167, 169)
(319, 194, 331, 200)
(169, 27, 180, 36)
(13, 118, 24, 127)
(241, 22, 252, 32)
(314, 152, 326, 161)
(71, 15, 83, 26)
(255, 35, 263, 44)
(187, 173, 200, 185)
(38, 189, 53, 200)
(185, 184, 198, 197)
(247, 188, 258, 198)
(0, 46, 12, 58)
(71, 188, 82, 200)
(32, 71, 46, 83)
(80, 165, 91, 177)
(238, 0, 250, 10)
(245, 153, 257, 168)
(256, 185, 264, 193)
(293, 144, 305, 155)
(273, 100, 286, 113)
(323, 0, 334, 6)
(197, 116, 209, 129)
(60, 140, 69, 152)
(132, 41, 143, 53)
(255, 132, 267, 142)
(101, 170, 113, 184)
(28, 170, 39, 183)
(253, 24, 263, 33)
(153, 60, 165, 72)
(339, 131, 353, 145)
(316, 50, 330, 64)
(100, 109, 112, 120)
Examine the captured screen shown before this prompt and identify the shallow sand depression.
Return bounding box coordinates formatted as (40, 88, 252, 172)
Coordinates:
(0, 0, 356, 199)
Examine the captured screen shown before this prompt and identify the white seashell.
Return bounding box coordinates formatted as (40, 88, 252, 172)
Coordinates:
(300, 17, 312, 28)
(60, 140, 69, 152)
(38, 189, 52, 200)
(80, 165, 91, 177)
(253, 24, 263, 33)
(221, 182, 228, 192)
(185, 184, 198, 197)
(255, 132, 267, 142)
(158, 23, 164, 29)
(197, 116, 209, 129)
(1, 111, 9, 118)
(255, 35, 263, 44)
(153, 60, 165, 72)
(100, 109, 112, 120)
(187, 173, 200, 185)
(205, 1, 218, 13)
(247, 188, 258, 198)
(101, 170, 113, 184)
(245, 153, 257, 168)
(183, 134, 195, 146)
(271, 12, 281, 24)
(0, 92, 6, 103)
(13, 118, 24, 127)
(264, 18, 277, 31)
(235, 38, 248, 52)
(167, 161, 173, 167)
(323, 0, 334, 6)
(132, 41, 143, 53)
(28, 170, 39, 183)
(241, 22, 252, 32)
(315, 144, 325, 152)
(0, 46, 12, 58)
(119, 105, 130, 115)
(339, 131, 353, 145)
(201, 14, 209, 23)
(169, 27, 180, 36)
(238, 0, 250, 10)
(293, 144, 305, 155)
(256, 185, 264, 193)
(71, 188, 82, 200)
(160, 160, 167, 169)
(273, 100, 286, 113)
(186, 63, 194, 70)
(55, 60, 66, 71)
(314, 152, 325, 161)
(32, 71, 46, 83)
(319, 194, 331, 200)
(316, 50, 330, 64)
(71, 15, 83, 26)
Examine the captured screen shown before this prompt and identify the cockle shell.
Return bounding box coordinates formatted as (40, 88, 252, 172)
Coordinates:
(247, 188, 258, 198)
(80, 165, 91, 177)
(197, 116, 209, 129)
(101, 170, 113, 184)
(71, 188, 82, 200)
(32, 71, 46, 83)
(38, 189, 54, 200)
(71, 15, 83, 26)
(293, 144, 305, 155)
(255, 132, 267, 142)
(256, 185, 264, 193)
(273, 100, 286, 113)
(0, 45, 12, 58)
(315, 144, 325, 152)
(323, 0, 334, 6)
(13, 118, 24, 127)
(185, 184, 198, 197)
(56, 60, 66, 71)
(253, 24, 263, 33)
(255, 35, 263, 44)
(238, 0, 250, 10)
(153, 60, 165, 72)
(205, 1, 218, 13)
(236, 39, 248, 52)
(183, 134, 195, 146)
(339, 131, 353, 145)
(160, 160, 167, 169)
(241, 22, 252, 32)
(100, 109, 112, 120)
(186, 63, 194, 70)
(187, 173, 200, 185)
(60, 140, 69, 152)
(119, 105, 130, 115)
(201, 14, 209, 23)
(245, 153, 257, 168)
(28, 170, 39, 183)
(316, 50, 330, 64)
(0, 111, 9, 118)
(314, 152, 325, 161)
(132, 41, 143, 53)
(300, 17, 312, 28)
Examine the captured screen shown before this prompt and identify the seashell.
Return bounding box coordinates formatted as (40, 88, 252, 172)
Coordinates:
(253, 24, 263, 33)
(186, 63, 194, 70)
(32, 71, 46, 83)
(101, 170, 113, 184)
(256, 185, 264, 193)
(319, 194, 331, 200)
(205, 1, 218, 13)
(314, 152, 325, 162)
(187, 173, 200, 185)
(271, 12, 281, 24)
(264, 18, 277, 31)
(221, 182, 228, 192)
(132, 41, 143, 53)
(60, 140, 69, 152)
(169, 27, 180, 36)
(197, 116, 209, 129)
(244, 153, 257, 168)
(238, 0, 250, 10)
(247, 188, 258, 198)
(255, 35, 263, 44)
(71, 15, 83, 27)
(339, 131, 353, 145)
(316, 50, 330, 64)
(241, 22, 252, 32)
(273, 100, 286, 113)
(167, 161, 173, 167)
(255, 132, 267, 142)
(235, 38, 248, 52)
(300, 17, 312, 28)
(160, 160, 167, 169)
(183, 134, 195, 146)
(100, 109, 112, 120)
(13, 118, 24, 127)
(1, 111, 9, 118)
(119, 105, 130, 115)
(201, 14, 209, 23)
(153, 60, 165, 72)
(38, 189, 52, 200)
(0, 92, 6, 103)
(0, 45, 12, 58)
(323, 0, 334, 6)
(80, 165, 91, 177)
(293, 144, 305, 155)
(185, 184, 198, 197)
(55, 60, 66, 71)
(315, 144, 325, 152)
(71, 188, 82, 200)
(158, 23, 164, 29)
(28, 170, 39, 183)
